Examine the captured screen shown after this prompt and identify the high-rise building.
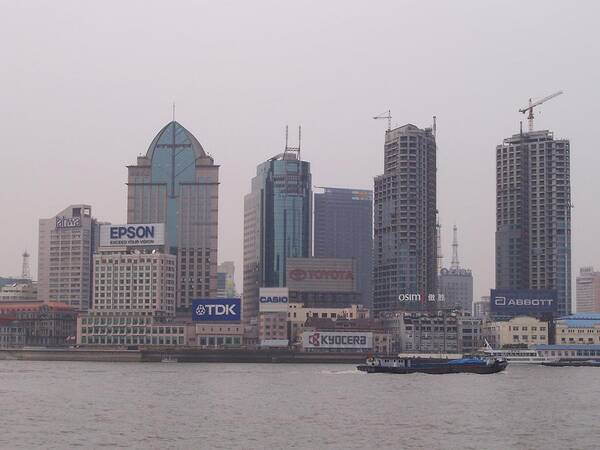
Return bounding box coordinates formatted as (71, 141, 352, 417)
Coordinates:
(439, 225, 473, 312)
(314, 187, 373, 307)
(217, 261, 237, 298)
(576, 267, 600, 313)
(127, 121, 219, 311)
(495, 129, 571, 315)
(243, 151, 311, 325)
(38, 205, 99, 310)
(373, 124, 437, 316)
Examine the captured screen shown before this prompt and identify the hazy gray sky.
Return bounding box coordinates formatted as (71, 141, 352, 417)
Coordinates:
(1, 0, 598, 301)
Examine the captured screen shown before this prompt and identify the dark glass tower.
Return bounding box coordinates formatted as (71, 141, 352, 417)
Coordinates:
(243, 152, 311, 325)
(314, 187, 373, 307)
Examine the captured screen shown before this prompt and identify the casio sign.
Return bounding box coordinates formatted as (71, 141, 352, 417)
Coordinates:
(259, 296, 289, 304)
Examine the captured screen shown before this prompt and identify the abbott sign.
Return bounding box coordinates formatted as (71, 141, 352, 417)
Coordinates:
(490, 289, 557, 316)
(192, 299, 241, 322)
(302, 332, 373, 349)
(100, 223, 165, 247)
(259, 288, 289, 312)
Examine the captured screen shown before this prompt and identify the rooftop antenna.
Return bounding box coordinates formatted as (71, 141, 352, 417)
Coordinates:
(373, 109, 392, 131)
(284, 125, 302, 160)
(172, 102, 176, 122)
(21, 250, 31, 280)
(451, 225, 460, 270)
(433, 115, 437, 138)
(436, 218, 443, 275)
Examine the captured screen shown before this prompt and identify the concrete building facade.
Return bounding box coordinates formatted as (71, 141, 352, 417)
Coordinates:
(555, 313, 600, 345)
(495, 130, 571, 316)
(0, 281, 38, 302)
(243, 152, 311, 326)
(439, 268, 473, 312)
(576, 267, 600, 313)
(373, 124, 437, 316)
(483, 316, 548, 349)
(127, 121, 219, 311)
(38, 204, 98, 310)
(314, 187, 373, 307)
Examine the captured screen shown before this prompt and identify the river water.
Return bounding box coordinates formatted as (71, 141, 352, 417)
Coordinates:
(1, 361, 599, 449)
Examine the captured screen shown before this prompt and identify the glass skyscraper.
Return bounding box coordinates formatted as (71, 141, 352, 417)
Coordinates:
(127, 121, 219, 311)
(243, 152, 311, 325)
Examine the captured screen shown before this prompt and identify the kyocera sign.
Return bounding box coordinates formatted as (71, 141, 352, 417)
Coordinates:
(99, 223, 165, 247)
(490, 289, 557, 316)
(302, 332, 373, 349)
(55, 216, 81, 229)
(259, 288, 289, 312)
(192, 299, 241, 322)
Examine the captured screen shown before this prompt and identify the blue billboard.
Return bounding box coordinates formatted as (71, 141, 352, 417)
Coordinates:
(192, 298, 241, 322)
(490, 289, 557, 316)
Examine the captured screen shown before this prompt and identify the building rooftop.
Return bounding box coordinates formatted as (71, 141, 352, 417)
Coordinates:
(533, 344, 600, 351)
(146, 121, 209, 162)
(556, 313, 600, 328)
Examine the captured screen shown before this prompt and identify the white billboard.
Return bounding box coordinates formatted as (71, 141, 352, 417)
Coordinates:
(100, 223, 165, 247)
(260, 339, 289, 347)
(302, 332, 373, 349)
(259, 287, 289, 312)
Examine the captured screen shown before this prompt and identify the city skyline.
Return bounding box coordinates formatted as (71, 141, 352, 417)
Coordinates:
(1, 2, 599, 304)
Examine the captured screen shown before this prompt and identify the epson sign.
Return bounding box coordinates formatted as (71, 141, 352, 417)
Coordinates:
(192, 299, 241, 322)
(490, 289, 557, 316)
(99, 223, 165, 247)
(259, 288, 289, 312)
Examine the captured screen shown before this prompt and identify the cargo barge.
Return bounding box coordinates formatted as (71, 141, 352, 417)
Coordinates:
(357, 355, 508, 374)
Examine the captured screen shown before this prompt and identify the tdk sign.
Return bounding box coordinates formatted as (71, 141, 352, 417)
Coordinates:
(192, 299, 241, 322)
(99, 223, 165, 247)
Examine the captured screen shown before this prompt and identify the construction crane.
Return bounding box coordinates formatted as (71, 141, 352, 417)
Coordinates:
(519, 90, 563, 132)
(373, 110, 392, 131)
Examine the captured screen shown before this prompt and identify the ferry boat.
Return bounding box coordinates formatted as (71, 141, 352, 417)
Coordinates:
(482, 340, 555, 364)
(357, 355, 507, 375)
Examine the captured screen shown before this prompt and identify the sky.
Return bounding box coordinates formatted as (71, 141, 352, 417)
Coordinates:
(1, 0, 599, 301)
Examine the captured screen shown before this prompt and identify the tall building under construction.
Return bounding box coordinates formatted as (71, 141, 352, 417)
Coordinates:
(495, 129, 571, 316)
(373, 124, 438, 316)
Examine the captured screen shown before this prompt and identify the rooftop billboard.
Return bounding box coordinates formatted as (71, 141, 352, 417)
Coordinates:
(100, 223, 165, 247)
(259, 287, 289, 312)
(490, 289, 557, 316)
(302, 331, 373, 349)
(192, 298, 241, 322)
(286, 258, 356, 292)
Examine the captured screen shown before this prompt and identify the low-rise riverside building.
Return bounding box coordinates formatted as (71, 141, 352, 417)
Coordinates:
(0, 302, 77, 346)
(483, 316, 548, 349)
(0, 281, 38, 302)
(555, 313, 600, 345)
(194, 323, 243, 348)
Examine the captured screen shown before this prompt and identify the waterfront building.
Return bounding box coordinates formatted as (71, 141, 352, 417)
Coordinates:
(194, 322, 243, 348)
(483, 316, 548, 349)
(495, 129, 571, 316)
(38, 205, 100, 311)
(555, 313, 600, 345)
(381, 310, 459, 354)
(287, 302, 369, 343)
(0, 281, 38, 302)
(533, 344, 600, 359)
(77, 247, 178, 346)
(217, 261, 237, 298)
(302, 318, 391, 354)
(0, 317, 24, 348)
(457, 313, 483, 354)
(314, 187, 373, 307)
(0, 302, 77, 347)
(286, 257, 361, 308)
(127, 121, 219, 311)
(373, 123, 437, 316)
(243, 151, 311, 326)
(576, 267, 600, 313)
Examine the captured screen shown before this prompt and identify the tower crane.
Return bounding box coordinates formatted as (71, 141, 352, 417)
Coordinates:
(373, 110, 392, 131)
(519, 90, 563, 132)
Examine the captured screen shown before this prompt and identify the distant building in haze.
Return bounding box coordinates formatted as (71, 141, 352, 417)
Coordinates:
(439, 225, 473, 312)
(495, 129, 571, 315)
(217, 261, 237, 298)
(127, 121, 219, 311)
(576, 267, 600, 313)
(314, 187, 373, 307)
(243, 150, 311, 326)
(373, 123, 437, 316)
